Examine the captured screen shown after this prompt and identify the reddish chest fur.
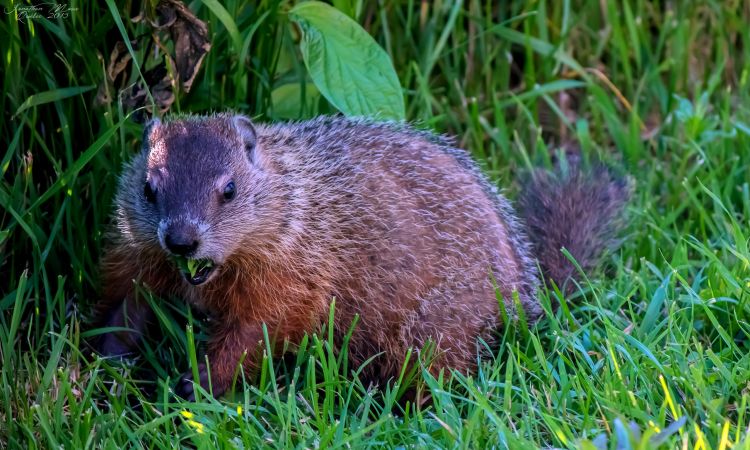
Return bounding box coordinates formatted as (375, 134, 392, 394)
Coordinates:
(200, 255, 331, 347)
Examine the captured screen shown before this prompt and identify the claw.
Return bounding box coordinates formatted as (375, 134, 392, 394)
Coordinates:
(175, 362, 227, 400)
(175, 362, 207, 401)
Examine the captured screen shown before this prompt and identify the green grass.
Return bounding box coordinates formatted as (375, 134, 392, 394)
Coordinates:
(2, 0, 750, 448)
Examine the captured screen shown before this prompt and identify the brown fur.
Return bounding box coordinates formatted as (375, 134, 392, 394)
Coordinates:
(95, 114, 629, 399)
(517, 163, 632, 294)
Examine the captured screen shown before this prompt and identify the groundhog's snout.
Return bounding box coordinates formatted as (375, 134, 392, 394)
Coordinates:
(160, 220, 216, 286)
(164, 223, 200, 257)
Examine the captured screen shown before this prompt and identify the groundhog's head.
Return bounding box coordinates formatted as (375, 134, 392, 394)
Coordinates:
(115, 113, 275, 286)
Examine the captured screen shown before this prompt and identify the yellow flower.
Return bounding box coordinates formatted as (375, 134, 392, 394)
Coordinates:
(237, 405, 243, 415)
(186, 420, 204, 434)
(181, 410, 205, 434)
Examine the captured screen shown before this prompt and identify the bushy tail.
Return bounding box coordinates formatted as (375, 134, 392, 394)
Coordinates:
(517, 162, 632, 294)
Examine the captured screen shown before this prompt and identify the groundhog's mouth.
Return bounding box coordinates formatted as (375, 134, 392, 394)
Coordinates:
(173, 257, 215, 286)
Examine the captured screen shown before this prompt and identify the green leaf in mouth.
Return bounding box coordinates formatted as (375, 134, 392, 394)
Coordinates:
(173, 256, 214, 277)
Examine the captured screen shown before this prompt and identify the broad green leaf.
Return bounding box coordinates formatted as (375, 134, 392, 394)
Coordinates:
(289, 1, 405, 120)
(271, 82, 320, 119)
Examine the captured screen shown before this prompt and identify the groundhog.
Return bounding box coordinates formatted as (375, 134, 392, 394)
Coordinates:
(95, 113, 630, 400)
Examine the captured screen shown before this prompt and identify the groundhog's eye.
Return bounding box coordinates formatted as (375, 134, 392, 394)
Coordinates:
(223, 181, 236, 201)
(144, 182, 157, 203)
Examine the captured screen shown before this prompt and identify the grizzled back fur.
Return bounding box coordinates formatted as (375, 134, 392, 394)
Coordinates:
(517, 162, 632, 294)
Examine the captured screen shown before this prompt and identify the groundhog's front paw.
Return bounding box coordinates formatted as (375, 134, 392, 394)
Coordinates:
(175, 362, 228, 400)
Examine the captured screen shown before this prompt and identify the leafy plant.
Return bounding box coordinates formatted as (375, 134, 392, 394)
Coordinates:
(290, 1, 405, 120)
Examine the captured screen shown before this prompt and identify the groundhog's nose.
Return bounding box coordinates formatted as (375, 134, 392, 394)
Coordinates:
(164, 229, 200, 256)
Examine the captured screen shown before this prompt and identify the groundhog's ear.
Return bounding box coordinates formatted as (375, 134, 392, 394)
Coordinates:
(232, 115, 258, 163)
(142, 117, 161, 149)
